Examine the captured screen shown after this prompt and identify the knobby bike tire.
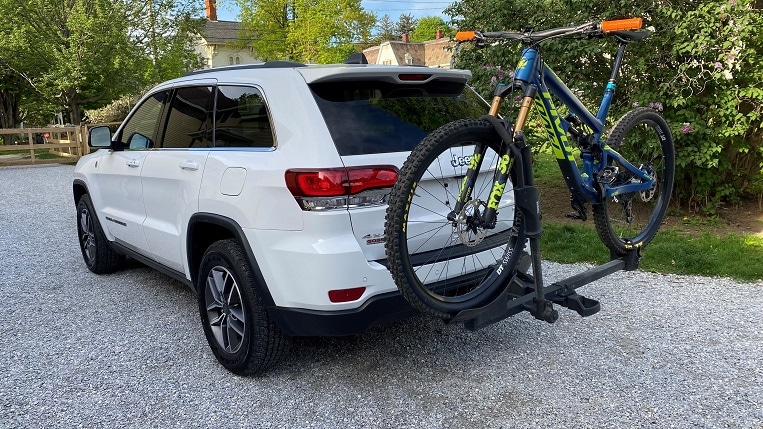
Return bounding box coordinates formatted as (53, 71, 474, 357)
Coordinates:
(385, 119, 526, 320)
(593, 107, 675, 255)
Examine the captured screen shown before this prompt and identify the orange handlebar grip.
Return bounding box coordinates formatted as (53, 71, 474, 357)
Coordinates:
(601, 18, 643, 32)
(455, 31, 476, 41)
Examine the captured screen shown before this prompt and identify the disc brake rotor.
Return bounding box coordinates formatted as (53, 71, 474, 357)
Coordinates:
(454, 200, 487, 247)
(640, 164, 657, 202)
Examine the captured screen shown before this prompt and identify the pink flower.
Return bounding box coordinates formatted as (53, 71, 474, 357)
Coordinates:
(680, 123, 693, 134)
(632, 102, 639, 108)
(714, 62, 723, 68)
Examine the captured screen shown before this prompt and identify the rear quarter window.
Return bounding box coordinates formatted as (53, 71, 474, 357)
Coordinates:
(310, 80, 487, 156)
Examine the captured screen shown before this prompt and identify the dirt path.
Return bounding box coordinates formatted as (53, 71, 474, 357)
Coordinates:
(537, 182, 763, 238)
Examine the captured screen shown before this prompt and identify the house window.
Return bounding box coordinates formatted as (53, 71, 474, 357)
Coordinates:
(382, 59, 392, 65)
(235, 56, 241, 64)
(229, 56, 234, 65)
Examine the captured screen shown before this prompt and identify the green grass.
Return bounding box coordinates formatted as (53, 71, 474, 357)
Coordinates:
(530, 147, 763, 281)
(539, 222, 763, 282)
(0, 149, 67, 160)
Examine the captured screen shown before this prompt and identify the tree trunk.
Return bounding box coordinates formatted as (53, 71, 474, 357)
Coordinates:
(0, 90, 22, 129)
(0, 90, 23, 145)
(68, 99, 82, 125)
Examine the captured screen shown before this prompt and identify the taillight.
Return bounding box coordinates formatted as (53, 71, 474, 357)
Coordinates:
(285, 166, 398, 211)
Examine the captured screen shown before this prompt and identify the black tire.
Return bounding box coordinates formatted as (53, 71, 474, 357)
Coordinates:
(385, 119, 525, 320)
(198, 239, 289, 376)
(76, 194, 125, 274)
(593, 108, 675, 255)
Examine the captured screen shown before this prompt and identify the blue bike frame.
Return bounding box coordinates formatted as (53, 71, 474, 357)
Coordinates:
(514, 46, 655, 202)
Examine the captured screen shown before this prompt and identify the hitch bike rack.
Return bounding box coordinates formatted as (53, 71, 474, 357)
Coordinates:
(449, 249, 641, 331)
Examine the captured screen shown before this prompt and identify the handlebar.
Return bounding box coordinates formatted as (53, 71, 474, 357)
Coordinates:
(455, 18, 644, 44)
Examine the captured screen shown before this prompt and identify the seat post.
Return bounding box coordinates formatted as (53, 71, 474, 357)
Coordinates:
(608, 42, 629, 85)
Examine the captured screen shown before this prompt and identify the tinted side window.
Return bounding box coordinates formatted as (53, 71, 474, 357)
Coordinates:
(118, 91, 168, 149)
(215, 86, 274, 148)
(310, 80, 487, 156)
(162, 86, 214, 148)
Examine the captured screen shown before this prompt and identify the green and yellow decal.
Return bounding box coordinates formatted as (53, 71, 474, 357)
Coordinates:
(487, 154, 511, 210)
(457, 153, 482, 204)
(535, 91, 575, 163)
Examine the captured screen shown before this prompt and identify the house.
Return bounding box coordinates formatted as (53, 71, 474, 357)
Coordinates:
(193, 0, 258, 68)
(362, 31, 454, 69)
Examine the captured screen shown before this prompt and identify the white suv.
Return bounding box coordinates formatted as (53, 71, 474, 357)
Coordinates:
(73, 59, 487, 375)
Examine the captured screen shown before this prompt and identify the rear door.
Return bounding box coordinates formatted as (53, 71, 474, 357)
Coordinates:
(140, 84, 215, 273)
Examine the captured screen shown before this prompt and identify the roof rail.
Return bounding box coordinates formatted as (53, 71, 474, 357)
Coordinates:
(184, 61, 307, 77)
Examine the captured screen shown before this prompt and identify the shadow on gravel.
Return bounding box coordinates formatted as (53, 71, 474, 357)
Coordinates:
(276, 313, 530, 380)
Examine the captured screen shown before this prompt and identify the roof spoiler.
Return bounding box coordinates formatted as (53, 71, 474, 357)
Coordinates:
(345, 53, 369, 65)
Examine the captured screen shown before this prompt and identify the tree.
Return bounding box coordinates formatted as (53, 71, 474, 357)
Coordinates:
(0, 0, 143, 125)
(396, 13, 418, 37)
(0, 0, 203, 127)
(374, 14, 397, 42)
(124, 0, 205, 83)
(447, 0, 763, 211)
(0, 68, 24, 129)
(237, 0, 375, 63)
(410, 16, 452, 42)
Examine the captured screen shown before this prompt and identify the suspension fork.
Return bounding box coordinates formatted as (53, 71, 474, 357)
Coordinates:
(482, 83, 557, 323)
(447, 83, 515, 223)
(480, 84, 539, 229)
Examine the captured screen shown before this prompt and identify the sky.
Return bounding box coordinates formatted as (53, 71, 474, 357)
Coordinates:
(212, 0, 451, 22)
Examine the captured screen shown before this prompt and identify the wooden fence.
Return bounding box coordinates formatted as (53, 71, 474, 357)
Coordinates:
(0, 123, 120, 167)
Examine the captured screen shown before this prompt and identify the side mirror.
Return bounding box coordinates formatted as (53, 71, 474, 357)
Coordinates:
(126, 132, 154, 149)
(88, 126, 114, 149)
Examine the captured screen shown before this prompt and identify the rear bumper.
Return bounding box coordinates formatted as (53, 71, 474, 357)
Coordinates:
(267, 291, 416, 336)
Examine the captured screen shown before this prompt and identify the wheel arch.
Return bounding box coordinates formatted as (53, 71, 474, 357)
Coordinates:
(73, 179, 88, 206)
(186, 213, 276, 308)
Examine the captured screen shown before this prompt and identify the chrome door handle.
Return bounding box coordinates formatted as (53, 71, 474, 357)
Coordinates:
(126, 159, 141, 168)
(180, 160, 200, 171)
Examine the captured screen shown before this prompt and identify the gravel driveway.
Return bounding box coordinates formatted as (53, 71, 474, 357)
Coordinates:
(1, 164, 761, 428)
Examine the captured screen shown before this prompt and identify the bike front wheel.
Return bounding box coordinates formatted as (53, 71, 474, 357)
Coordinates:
(593, 107, 675, 256)
(385, 119, 525, 320)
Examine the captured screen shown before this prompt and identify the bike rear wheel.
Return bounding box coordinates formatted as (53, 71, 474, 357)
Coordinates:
(593, 108, 675, 255)
(385, 119, 525, 319)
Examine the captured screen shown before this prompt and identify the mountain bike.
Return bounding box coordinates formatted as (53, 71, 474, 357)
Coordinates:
(384, 18, 675, 326)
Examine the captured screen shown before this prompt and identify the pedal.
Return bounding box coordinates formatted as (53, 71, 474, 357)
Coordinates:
(565, 211, 585, 220)
(551, 287, 600, 317)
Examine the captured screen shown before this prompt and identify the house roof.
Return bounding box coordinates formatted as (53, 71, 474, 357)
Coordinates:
(363, 46, 380, 65)
(201, 20, 242, 45)
(362, 38, 453, 68)
(423, 39, 452, 67)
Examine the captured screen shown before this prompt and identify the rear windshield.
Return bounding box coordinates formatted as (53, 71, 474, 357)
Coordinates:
(310, 79, 487, 156)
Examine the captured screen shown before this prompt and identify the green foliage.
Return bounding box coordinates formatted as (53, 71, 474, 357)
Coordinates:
(396, 13, 418, 37)
(374, 14, 397, 42)
(237, 0, 375, 63)
(0, 0, 203, 126)
(410, 16, 452, 42)
(85, 90, 147, 124)
(125, 0, 206, 83)
(447, 0, 763, 211)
